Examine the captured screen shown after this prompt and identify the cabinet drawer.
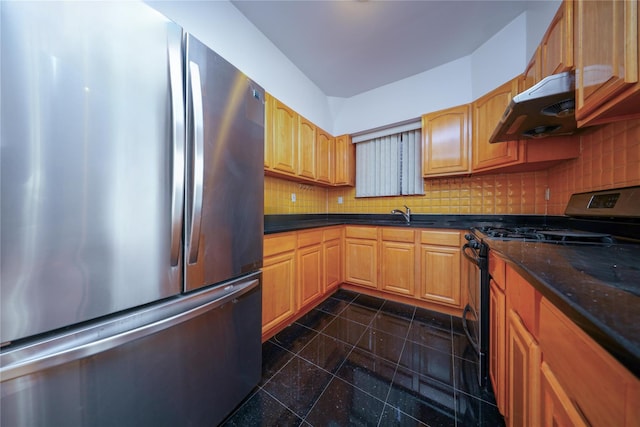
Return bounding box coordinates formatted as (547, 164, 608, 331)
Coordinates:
(264, 233, 296, 257)
(345, 226, 377, 240)
(381, 227, 415, 243)
(420, 230, 460, 246)
(539, 298, 640, 427)
(297, 229, 323, 248)
(323, 227, 342, 241)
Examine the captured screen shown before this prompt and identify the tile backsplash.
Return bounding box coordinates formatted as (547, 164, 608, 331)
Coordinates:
(264, 119, 639, 216)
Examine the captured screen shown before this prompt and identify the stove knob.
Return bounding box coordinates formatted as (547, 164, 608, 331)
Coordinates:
(469, 240, 480, 249)
(464, 233, 473, 241)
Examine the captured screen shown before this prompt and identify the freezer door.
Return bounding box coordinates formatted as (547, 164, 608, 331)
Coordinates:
(184, 34, 265, 292)
(0, 2, 184, 343)
(0, 274, 262, 427)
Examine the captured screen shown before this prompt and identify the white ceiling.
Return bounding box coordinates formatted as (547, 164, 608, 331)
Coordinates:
(231, 0, 533, 98)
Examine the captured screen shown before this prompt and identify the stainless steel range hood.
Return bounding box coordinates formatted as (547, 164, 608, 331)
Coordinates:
(489, 71, 577, 143)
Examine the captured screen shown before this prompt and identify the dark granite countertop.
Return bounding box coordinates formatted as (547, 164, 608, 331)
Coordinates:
(486, 240, 640, 377)
(264, 214, 640, 377)
(264, 214, 557, 234)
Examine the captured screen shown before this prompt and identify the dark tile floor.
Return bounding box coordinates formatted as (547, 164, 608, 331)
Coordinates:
(222, 290, 505, 427)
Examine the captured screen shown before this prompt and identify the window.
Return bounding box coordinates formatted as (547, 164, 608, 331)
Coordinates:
(354, 125, 423, 198)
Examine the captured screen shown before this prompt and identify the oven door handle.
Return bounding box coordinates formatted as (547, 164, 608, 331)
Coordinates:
(462, 304, 480, 354)
(462, 243, 480, 266)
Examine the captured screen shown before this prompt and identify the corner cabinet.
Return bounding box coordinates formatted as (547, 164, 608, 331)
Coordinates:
(334, 134, 355, 186)
(575, 0, 640, 126)
(472, 78, 521, 172)
(422, 104, 471, 177)
(316, 127, 333, 184)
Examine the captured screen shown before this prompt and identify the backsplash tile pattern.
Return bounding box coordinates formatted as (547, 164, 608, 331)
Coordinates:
(546, 119, 640, 215)
(264, 176, 327, 214)
(326, 171, 548, 215)
(264, 119, 639, 216)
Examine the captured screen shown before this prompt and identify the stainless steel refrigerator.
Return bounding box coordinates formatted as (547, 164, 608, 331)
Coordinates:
(0, 2, 264, 425)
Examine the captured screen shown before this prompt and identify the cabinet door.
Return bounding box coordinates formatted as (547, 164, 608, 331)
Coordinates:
(422, 104, 471, 177)
(472, 78, 521, 171)
(490, 280, 507, 415)
(316, 128, 333, 184)
(345, 238, 377, 289)
(522, 48, 541, 91)
(540, 0, 574, 78)
(262, 251, 296, 336)
(418, 244, 461, 307)
(324, 238, 342, 293)
(334, 134, 355, 186)
(576, 0, 639, 122)
(380, 240, 415, 296)
(540, 362, 588, 427)
(507, 309, 540, 427)
(271, 98, 298, 175)
(297, 116, 316, 179)
(298, 243, 323, 308)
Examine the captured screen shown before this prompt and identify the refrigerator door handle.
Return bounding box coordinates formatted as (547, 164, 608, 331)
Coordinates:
(0, 278, 259, 382)
(187, 61, 205, 264)
(169, 31, 185, 267)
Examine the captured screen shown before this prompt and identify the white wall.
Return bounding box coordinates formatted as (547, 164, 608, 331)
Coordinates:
(470, 12, 527, 99)
(146, 0, 334, 132)
(148, 0, 560, 137)
(331, 56, 473, 135)
(525, 0, 563, 61)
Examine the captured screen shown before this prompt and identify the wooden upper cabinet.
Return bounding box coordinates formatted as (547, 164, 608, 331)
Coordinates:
(576, 0, 640, 126)
(334, 134, 355, 186)
(297, 115, 316, 179)
(268, 95, 298, 175)
(522, 47, 541, 91)
(540, 0, 574, 79)
(472, 77, 522, 172)
(316, 127, 333, 184)
(422, 104, 471, 177)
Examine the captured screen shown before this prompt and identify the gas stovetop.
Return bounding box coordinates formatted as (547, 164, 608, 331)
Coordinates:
(472, 226, 616, 245)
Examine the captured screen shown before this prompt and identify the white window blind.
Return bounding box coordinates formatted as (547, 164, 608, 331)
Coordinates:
(355, 128, 424, 198)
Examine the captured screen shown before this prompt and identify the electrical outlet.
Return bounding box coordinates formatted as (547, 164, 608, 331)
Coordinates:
(545, 188, 551, 201)
(291, 193, 296, 202)
(337, 196, 343, 204)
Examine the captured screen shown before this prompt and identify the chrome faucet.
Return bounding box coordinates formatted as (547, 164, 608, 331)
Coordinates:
(391, 205, 411, 224)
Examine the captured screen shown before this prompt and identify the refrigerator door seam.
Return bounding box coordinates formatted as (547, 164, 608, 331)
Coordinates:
(169, 28, 186, 267)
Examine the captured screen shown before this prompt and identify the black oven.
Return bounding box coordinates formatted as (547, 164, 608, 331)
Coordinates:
(461, 232, 489, 388)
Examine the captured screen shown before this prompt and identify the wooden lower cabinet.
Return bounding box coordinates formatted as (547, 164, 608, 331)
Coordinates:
(345, 226, 378, 289)
(507, 309, 540, 427)
(297, 243, 323, 309)
(489, 279, 506, 414)
(418, 245, 461, 306)
(323, 237, 342, 293)
(380, 228, 416, 297)
(539, 297, 640, 427)
(262, 234, 297, 338)
(417, 230, 462, 308)
(540, 361, 588, 427)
